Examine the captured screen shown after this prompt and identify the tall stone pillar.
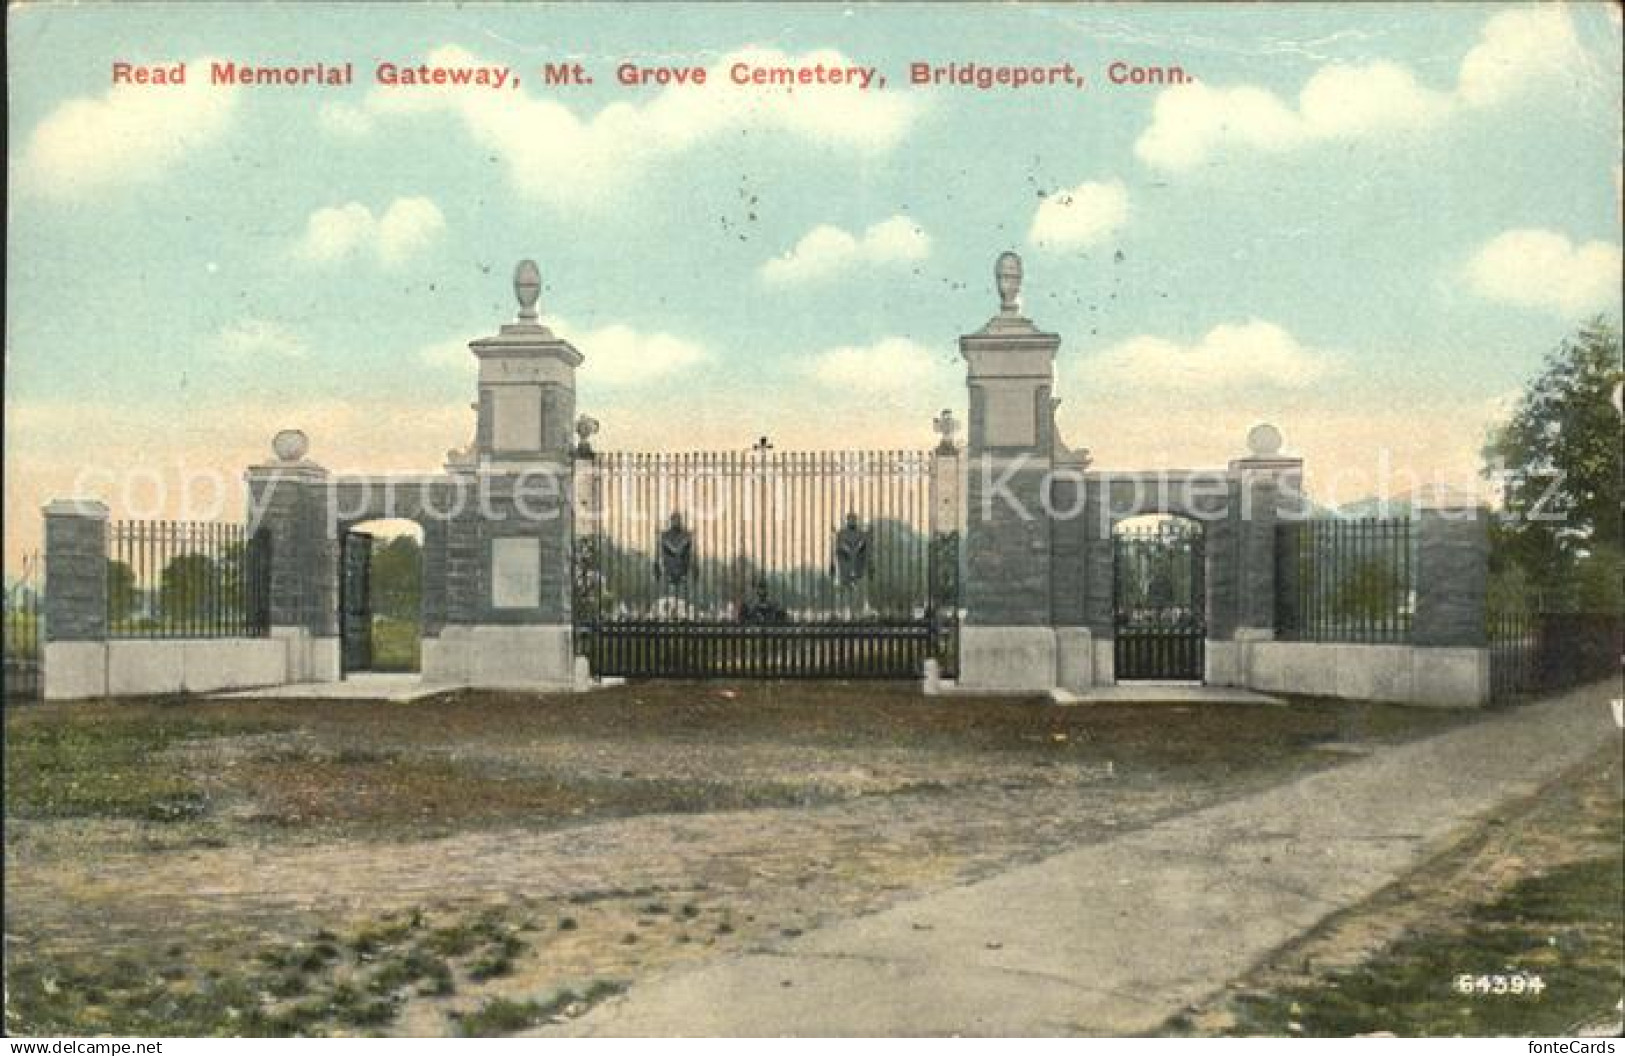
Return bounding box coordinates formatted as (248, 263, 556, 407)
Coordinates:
(956, 252, 1061, 692)
(41, 499, 110, 699)
(1412, 491, 1491, 706)
(422, 260, 582, 689)
(244, 429, 339, 682)
(1217, 423, 1304, 686)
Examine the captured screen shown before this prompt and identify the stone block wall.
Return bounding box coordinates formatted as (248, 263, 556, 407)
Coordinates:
(1414, 505, 1490, 649)
(42, 500, 108, 642)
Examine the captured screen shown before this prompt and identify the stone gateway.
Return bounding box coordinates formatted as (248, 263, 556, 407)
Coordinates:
(40, 254, 1495, 706)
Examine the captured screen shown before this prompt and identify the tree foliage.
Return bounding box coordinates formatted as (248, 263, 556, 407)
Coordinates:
(1483, 318, 1623, 611)
(158, 554, 218, 622)
(106, 560, 137, 620)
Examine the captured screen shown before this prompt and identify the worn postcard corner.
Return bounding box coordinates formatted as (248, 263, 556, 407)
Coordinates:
(4, 1, 1622, 1044)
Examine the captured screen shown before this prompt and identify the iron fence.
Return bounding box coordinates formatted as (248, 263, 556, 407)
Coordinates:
(576, 449, 957, 679)
(587, 622, 940, 679)
(1276, 518, 1414, 643)
(108, 521, 272, 638)
(4, 552, 44, 702)
(1490, 609, 1622, 703)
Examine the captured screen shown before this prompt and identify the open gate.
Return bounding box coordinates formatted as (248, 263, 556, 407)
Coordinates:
(1113, 518, 1205, 681)
(575, 449, 958, 679)
(339, 529, 373, 675)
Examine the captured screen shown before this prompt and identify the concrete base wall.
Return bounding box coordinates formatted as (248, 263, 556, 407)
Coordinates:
(1246, 641, 1489, 707)
(270, 627, 340, 683)
(42, 642, 109, 701)
(1054, 628, 1093, 692)
(1091, 638, 1115, 686)
(44, 638, 294, 699)
(1204, 641, 1242, 687)
(957, 626, 1058, 693)
(421, 624, 574, 690)
(1412, 647, 1492, 708)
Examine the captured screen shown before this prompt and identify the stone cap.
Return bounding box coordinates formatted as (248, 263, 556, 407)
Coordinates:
(1227, 456, 1304, 476)
(244, 461, 330, 483)
(960, 322, 1060, 349)
(42, 498, 109, 519)
(469, 328, 584, 366)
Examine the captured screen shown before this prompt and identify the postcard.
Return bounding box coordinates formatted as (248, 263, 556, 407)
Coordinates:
(4, 1, 1622, 1043)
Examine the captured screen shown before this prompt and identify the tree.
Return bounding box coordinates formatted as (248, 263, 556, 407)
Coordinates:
(1331, 558, 1406, 625)
(369, 535, 422, 622)
(1483, 318, 1623, 611)
(107, 560, 137, 621)
(159, 553, 218, 623)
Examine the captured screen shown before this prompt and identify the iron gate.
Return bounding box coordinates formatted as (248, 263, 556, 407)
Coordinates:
(340, 529, 374, 674)
(1113, 518, 1205, 681)
(575, 449, 958, 679)
(3, 552, 44, 703)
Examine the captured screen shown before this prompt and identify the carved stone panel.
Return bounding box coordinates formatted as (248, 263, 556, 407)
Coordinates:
(491, 536, 540, 609)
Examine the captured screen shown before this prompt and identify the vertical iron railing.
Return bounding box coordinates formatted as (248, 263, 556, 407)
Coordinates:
(1489, 608, 1623, 704)
(1275, 518, 1413, 643)
(577, 449, 950, 678)
(3, 551, 45, 702)
(107, 521, 271, 638)
(1488, 607, 1538, 703)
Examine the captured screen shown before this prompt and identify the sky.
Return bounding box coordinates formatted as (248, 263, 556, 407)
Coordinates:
(5, 1, 1623, 567)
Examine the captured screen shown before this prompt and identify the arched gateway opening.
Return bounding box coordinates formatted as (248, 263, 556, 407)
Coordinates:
(339, 519, 424, 676)
(1112, 514, 1206, 682)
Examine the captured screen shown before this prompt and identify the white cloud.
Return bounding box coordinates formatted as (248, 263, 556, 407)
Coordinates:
(804, 337, 941, 391)
(1464, 228, 1623, 314)
(1136, 7, 1582, 170)
(565, 322, 709, 386)
(208, 318, 307, 360)
(1087, 320, 1338, 391)
(416, 317, 708, 386)
(296, 203, 375, 263)
(19, 57, 237, 197)
(1457, 5, 1584, 108)
(1136, 83, 1307, 170)
(416, 317, 709, 386)
(1028, 180, 1129, 250)
(293, 197, 446, 266)
(760, 215, 930, 284)
(357, 45, 921, 207)
(1296, 61, 1451, 137)
(375, 197, 447, 264)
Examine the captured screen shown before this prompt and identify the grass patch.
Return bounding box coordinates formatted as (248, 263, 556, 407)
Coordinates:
(1230, 852, 1624, 1037)
(369, 616, 420, 673)
(3, 716, 280, 821)
(453, 980, 627, 1037)
(3, 904, 547, 1037)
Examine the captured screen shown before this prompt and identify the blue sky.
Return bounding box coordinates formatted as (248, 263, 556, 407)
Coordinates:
(5, 2, 1622, 563)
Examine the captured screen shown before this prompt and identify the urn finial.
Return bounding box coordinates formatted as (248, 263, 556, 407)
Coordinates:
(1246, 422, 1284, 458)
(514, 259, 542, 323)
(995, 251, 1023, 314)
(271, 429, 309, 463)
(574, 415, 600, 458)
(932, 408, 960, 452)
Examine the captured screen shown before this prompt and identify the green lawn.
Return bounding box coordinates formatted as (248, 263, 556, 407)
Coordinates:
(369, 616, 420, 673)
